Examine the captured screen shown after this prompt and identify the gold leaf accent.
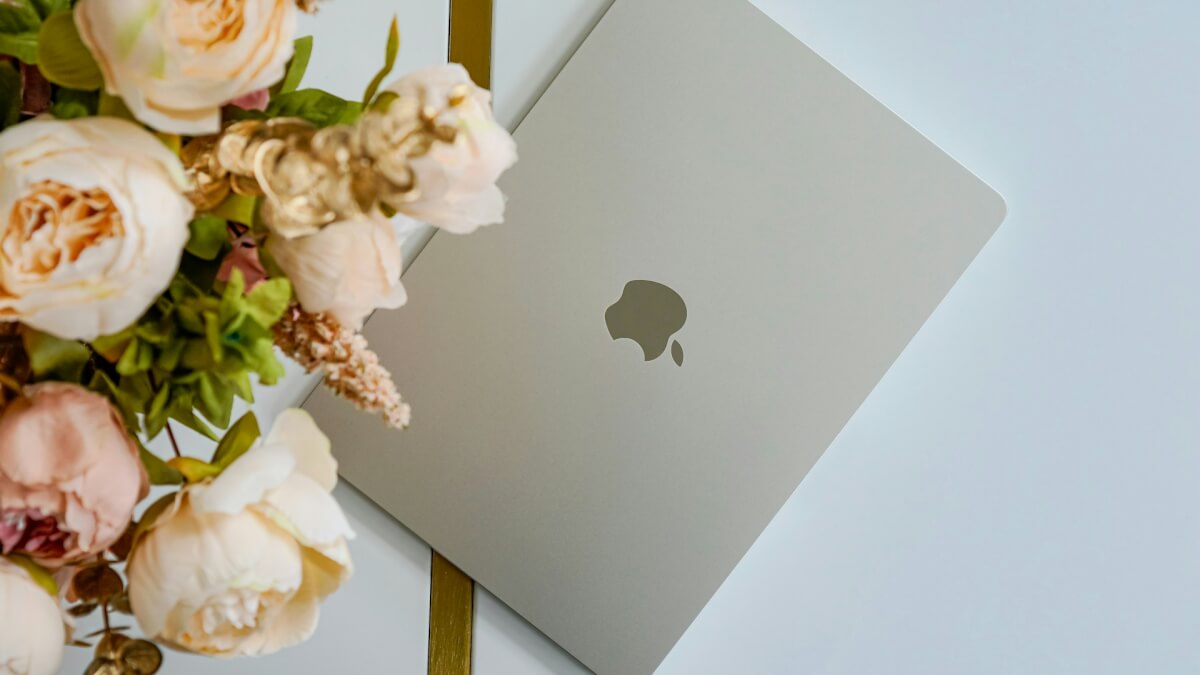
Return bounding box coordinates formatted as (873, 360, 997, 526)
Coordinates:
(72, 565, 123, 602)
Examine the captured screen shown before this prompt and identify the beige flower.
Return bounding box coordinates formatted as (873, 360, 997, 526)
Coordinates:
(0, 118, 192, 340)
(75, 0, 297, 134)
(0, 558, 64, 675)
(267, 212, 406, 329)
(128, 410, 353, 657)
(387, 64, 518, 233)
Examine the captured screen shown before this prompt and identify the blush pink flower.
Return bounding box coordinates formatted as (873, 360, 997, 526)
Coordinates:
(0, 382, 149, 567)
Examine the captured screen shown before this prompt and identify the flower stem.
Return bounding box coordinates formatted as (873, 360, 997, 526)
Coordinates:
(165, 422, 182, 458)
(101, 601, 110, 633)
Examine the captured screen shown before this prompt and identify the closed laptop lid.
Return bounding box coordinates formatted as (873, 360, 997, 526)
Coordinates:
(305, 0, 1006, 672)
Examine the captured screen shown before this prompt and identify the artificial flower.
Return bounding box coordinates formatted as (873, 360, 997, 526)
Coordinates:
(128, 410, 353, 657)
(0, 383, 149, 567)
(0, 117, 192, 340)
(0, 558, 64, 675)
(266, 212, 407, 329)
(75, 0, 297, 134)
(386, 64, 518, 233)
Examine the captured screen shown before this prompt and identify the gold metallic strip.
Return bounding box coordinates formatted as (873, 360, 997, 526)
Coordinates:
(428, 551, 475, 675)
(428, 4, 490, 674)
(448, 0, 494, 89)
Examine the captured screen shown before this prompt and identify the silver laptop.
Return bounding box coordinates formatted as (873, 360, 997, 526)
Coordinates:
(305, 0, 1006, 672)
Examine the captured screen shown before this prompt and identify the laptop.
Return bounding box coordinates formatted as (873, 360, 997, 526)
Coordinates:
(304, 0, 1006, 672)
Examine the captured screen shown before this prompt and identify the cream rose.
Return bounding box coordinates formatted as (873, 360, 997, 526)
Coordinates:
(0, 559, 64, 675)
(0, 117, 192, 340)
(387, 64, 518, 233)
(267, 212, 406, 329)
(75, 0, 297, 134)
(128, 410, 353, 657)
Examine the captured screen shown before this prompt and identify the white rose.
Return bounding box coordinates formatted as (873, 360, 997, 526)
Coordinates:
(0, 118, 192, 340)
(0, 559, 64, 675)
(267, 212, 406, 329)
(387, 64, 518, 233)
(128, 410, 353, 657)
(75, 0, 297, 134)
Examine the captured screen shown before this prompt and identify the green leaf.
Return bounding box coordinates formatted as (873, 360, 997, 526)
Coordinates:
(0, 0, 41, 63)
(8, 555, 57, 597)
(0, 32, 38, 63)
(211, 411, 261, 468)
(245, 278, 291, 327)
(167, 456, 222, 483)
(130, 493, 176, 554)
(267, 88, 361, 128)
(362, 17, 399, 105)
(275, 35, 312, 95)
(37, 11, 103, 89)
(230, 370, 254, 402)
(187, 214, 228, 260)
(137, 441, 183, 486)
(195, 372, 233, 428)
(97, 91, 135, 120)
(212, 193, 258, 226)
(23, 329, 89, 381)
(49, 87, 98, 119)
(169, 400, 218, 441)
(0, 62, 20, 130)
(31, 0, 70, 19)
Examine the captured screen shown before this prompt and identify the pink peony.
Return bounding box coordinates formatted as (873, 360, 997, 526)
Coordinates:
(0, 382, 148, 567)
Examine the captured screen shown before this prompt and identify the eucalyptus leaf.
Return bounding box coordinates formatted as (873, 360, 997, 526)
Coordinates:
(362, 17, 399, 105)
(37, 11, 104, 89)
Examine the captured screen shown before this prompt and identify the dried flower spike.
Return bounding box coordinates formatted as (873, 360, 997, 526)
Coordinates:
(274, 305, 411, 429)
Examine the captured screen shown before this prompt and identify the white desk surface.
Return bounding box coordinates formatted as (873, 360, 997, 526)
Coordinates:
(65, 1, 1200, 673)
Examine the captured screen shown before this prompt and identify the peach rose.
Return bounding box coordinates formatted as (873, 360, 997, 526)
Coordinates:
(75, 0, 297, 134)
(386, 64, 518, 233)
(0, 383, 149, 567)
(266, 212, 406, 329)
(129, 410, 353, 657)
(0, 117, 193, 340)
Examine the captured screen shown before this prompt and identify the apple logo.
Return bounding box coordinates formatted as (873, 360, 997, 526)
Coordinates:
(605, 280, 687, 366)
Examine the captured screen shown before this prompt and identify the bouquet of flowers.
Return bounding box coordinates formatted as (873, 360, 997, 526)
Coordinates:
(0, 1, 516, 673)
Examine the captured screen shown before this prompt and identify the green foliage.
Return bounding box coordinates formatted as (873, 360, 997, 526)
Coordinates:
(88, 268, 292, 441)
(98, 90, 135, 120)
(362, 17, 400, 105)
(8, 555, 57, 596)
(0, 62, 20, 130)
(0, 0, 42, 63)
(211, 412, 261, 468)
(187, 214, 229, 261)
(23, 328, 89, 381)
(31, 0, 71, 19)
(137, 440, 183, 486)
(49, 87, 97, 119)
(267, 89, 361, 128)
(167, 456, 222, 483)
(212, 193, 258, 226)
(37, 11, 102, 89)
(275, 35, 313, 96)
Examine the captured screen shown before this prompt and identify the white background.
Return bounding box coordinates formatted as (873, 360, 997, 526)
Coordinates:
(66, 0, 1200, 673)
